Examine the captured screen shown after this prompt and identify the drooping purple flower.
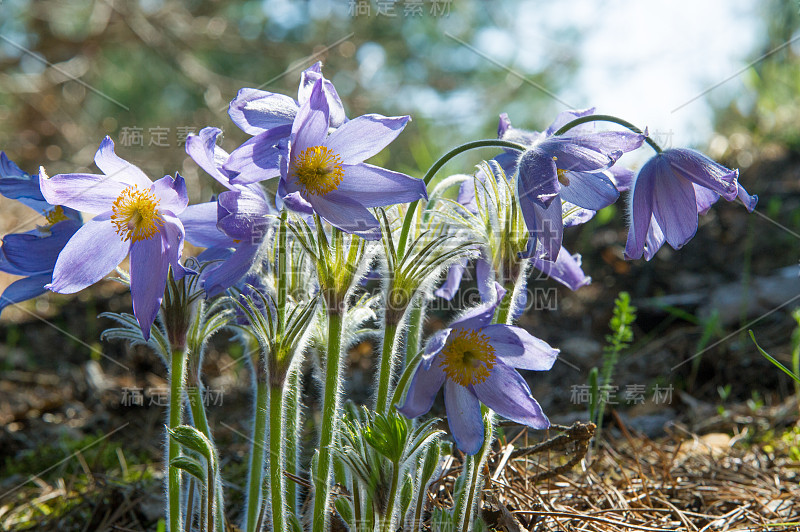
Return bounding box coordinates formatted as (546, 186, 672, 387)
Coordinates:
(180, 127, 276, 296)
(39, 137, 191, 338)
(515, 118, 645, 261)
(223, 62, 347, 185)
(397, 284, 558, 454)
(625, 148, 757, 260)
(278, 78, 427, 239)
(0, 153, 82, 314)
(437, 163, 591, 304)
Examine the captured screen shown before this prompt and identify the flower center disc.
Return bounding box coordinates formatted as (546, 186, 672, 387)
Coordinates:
(111, 185, 164, 242)
(291, 145, 345, 196)
(439, 328, 497, 387)
(45, 205, 69, 226)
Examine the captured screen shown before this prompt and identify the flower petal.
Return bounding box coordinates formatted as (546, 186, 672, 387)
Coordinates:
(1, 220, 81, 274)
(290, 78, 329, 159)
(652, 169, 697, 250)
(396, 350, 446, 419)
(543, 107, 596, 136)
(624, 162, 656, 260)
(180, 202, 232, 249)
(472, 360, 549, 429)
(531, 246, 591, 291)
(663, 149, 738, 200)
(694, 183, 720, 215)
(0, 273, 52, 315)
(93, 137, 152, 188)
(39, 169, 129, 215)
(333, 164, 427, 207)
(217, 189, 272, 243)
(228, 88, 298, 135)
(130, 233, 170, 339)
(307, 192, 381, 240)
(558, 170, 620, 211)
(449, 283, 505, 330)
(736, 183, 758, 212)
(539, 130, 644, 172)
(161, 213, 191, 280)
(298, 62, 347, 128)
(519, 197, 562, 262)
(517, 149, 559, 209)
(224, 125, 291, 185)
(324, 114, 409, 165)
(444, 381, 484, 455)
(608, 166, 634, 192)
(643, 215, 666, 261)
(480, 324, 558, 370)
(151, 173, 188, 214)
(185, 127, 235, 187)
(47, 217, 130, 293)
(436, 259, 467, 300)
(202, 242, 260, 297)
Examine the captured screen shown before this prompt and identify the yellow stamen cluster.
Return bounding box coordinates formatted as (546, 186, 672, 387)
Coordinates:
(556, 168, 571, 186)
(439, 328, 497, 387)
(291, 145, 345, 196)
(45, 205, 69, 225)
(111, 185, 164, 242)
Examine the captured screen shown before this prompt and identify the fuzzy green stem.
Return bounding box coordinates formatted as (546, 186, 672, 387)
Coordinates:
(375, 321, 400, 413)
(457, 406, 492, 532)
(405, 303, 424, 366)
(283, 368, 301, 514)
(412, 473, 425, 530)
(493, 282, 517, 325)
(396, 139, 528, 258)
(312, 309, 345, 532)
(168, 348, 187, 532)
(268, 383, 286, 532)
(353, 485, 363, 532)
(553, 114, 662, 154)
(381, 462, 401, 532)
(245, 380, 269, 532)
(277, 209, 289, 328)
(187, 385, 224, 532)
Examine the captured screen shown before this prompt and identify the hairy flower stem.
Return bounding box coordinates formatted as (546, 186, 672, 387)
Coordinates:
(268, 383, 286, 532)
(458, 406, 493, 532)
(375, 321, 400, 413)
(245, 376, 269, 532)
(168, 348, 188, 532)
(405, 303, 423, 367)
(312, 309, 344, 532)
(381, 462, 401, 532)
(186, 384, 224, 532)
(553, 114, 663, 154)
(283, 368, 302, 514)
(396, 139, 528, 258)
(493, 282, 517, 325)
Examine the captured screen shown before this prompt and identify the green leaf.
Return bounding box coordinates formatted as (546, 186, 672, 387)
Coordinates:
(168, 425, 216, 466)
(170, 455, 207, 483)
(399, 472, 415, 519)
(750, 330, 800, 383)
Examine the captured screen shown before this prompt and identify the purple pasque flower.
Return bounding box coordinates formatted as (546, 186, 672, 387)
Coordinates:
(625, 148, 757, 261)
(39, 137, 191, 338)
(278, 78, 427, 239)
(181, 127, 276, 296)
(0, 152, 82, 314)
(515, 115, 645, 261)
(398, 284, 558, 454)
(224, 62, 346, 185)
(437, 165, 590, 303)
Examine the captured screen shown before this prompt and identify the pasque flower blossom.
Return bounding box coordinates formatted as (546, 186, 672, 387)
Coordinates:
(223, 62, 346, 185)
(0, 153, 82, 314)
(397, 284, 557, 454)
(625, 148, 757, 260)
(515, 117, 645, 261)
(278, 78, 427, 239)
(180, 127, 276, 296)
(39, 137, 191, 338)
